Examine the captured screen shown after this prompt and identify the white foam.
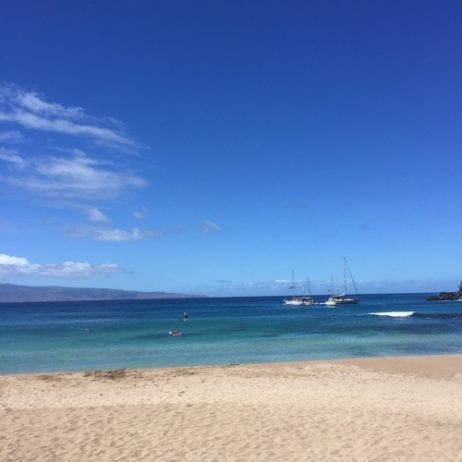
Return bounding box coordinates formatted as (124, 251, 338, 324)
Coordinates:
(368, 311, 415, 318)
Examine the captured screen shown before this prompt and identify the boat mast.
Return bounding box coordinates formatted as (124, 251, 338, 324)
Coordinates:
(343, 259, 347, 295)
(290, 270, 295, 290)
(329, 276, 334, 295)
(344, 257, 359, 294)
(306, 277, 312, 296)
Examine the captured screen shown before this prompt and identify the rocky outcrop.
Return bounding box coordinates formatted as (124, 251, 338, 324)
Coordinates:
(427, 282, 462, 301)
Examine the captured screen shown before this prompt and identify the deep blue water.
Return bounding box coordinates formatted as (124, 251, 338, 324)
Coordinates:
(1, 294, 462, 374)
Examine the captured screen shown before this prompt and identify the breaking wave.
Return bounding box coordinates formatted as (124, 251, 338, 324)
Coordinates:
(368, 311, 415, 318)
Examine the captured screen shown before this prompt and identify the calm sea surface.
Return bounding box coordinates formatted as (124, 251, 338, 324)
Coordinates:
(1, 294, 462, 374)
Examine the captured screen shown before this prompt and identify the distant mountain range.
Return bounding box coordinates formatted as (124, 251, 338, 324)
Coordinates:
(0, 283, 203, 303)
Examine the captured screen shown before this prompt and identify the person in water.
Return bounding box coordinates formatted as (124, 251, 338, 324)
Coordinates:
(183, 311, 188, 321)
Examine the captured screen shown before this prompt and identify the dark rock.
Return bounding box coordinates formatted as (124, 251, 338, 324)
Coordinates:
(427, 282, 462, 301)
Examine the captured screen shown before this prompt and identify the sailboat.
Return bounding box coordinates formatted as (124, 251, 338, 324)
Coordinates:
(326, 258, 359, 306)
(301, 277, 316, 305)
(283, 271, 304, 306)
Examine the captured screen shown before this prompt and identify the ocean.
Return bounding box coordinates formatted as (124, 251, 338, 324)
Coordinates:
(1, 293, 462, 374)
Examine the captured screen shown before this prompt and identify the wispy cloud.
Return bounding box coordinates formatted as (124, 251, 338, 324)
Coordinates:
(0, 253, 120, 277)
(1, 150, 146, 200)
(133, 206, 149, 220)
(86, 207, 109, 223)
(0, 130, 24, 143)
(0, 84, 156, 244)
(192, 279, 284, 296)
(94, 227, 144, 242)
(0, 147, 26, 168)
(201, 219, 222, 234)
(15, 90, 84, 119)
(66, 226, 163, 242)
(0, 84, 136, 148)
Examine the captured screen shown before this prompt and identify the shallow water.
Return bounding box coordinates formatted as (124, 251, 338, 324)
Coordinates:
(1, 294, 462, 373)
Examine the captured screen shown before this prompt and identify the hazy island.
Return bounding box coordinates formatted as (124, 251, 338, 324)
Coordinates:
(427, 282, 462, 302)
(0, 283, 203, 303)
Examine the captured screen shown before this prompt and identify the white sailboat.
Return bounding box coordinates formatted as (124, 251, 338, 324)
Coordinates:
(283, 271, 304, 306)
(326, 258, 359, 306)
(301, 277, 316, 305)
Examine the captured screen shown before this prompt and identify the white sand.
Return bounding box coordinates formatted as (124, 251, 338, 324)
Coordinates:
(1, 355, 462, 461)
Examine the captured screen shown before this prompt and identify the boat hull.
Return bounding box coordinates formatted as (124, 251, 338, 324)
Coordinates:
(326, 296, 359, 306)
(283, 299, 304, 306)
(284, 296, 317, 306)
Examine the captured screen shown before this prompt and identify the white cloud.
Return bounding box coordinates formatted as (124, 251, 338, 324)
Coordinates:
(0, 254, 37, 268)
(0, 111, 134, 147)
(0, 84, 154, 243)
(0, 130, 24, 143)
(94, 227, 164, 242)
(39, 261, 120, 277)
(201, 219, 222, 234)
(86, 207, 109, 223)
(0, 84, 135, 148)
(0, 253, 120, 277)
(133, 206, 149, 220)
(5, 151, 146, 199)
(0, 147, 26, 168)
(94, 227, 143, 242)
(17, 91, 84, 119)
(66, 226, 163, 242)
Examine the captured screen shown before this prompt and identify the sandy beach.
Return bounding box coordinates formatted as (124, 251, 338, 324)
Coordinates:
(1, 355, 462, 461)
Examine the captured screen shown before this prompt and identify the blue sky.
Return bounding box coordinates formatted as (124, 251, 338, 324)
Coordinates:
(0, 0, 461, 296)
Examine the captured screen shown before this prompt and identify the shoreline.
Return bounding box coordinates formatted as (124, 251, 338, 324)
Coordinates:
(2, 351, 462, 378)
(2, 354, 462, 461)
(2, 351, 462, 377)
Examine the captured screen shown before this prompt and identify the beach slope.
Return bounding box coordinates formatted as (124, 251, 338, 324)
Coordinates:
(1, 355, 461, 461)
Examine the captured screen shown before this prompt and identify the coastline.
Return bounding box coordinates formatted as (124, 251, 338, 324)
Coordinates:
(2, 354, 461, 461)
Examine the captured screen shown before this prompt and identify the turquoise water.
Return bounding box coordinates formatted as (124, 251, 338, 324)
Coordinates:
(1, 294, 462, 374)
